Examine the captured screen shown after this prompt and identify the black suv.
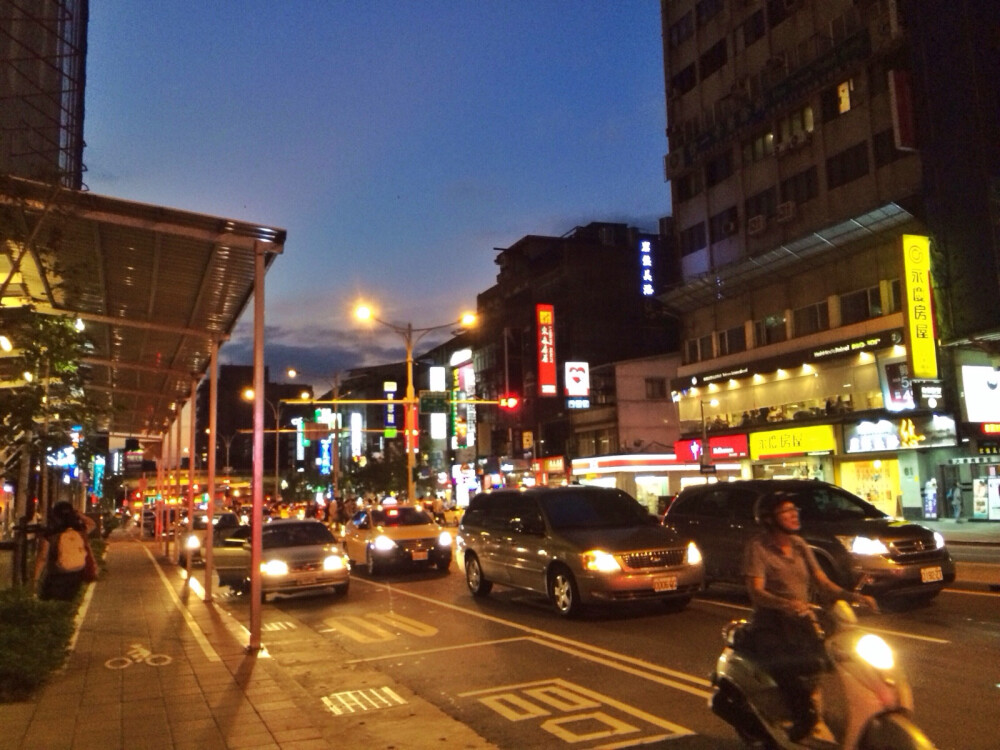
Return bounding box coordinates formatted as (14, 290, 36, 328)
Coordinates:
(664, 479, 955, 605)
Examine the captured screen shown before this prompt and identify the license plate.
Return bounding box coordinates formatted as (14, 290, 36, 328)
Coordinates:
(412, 550, 429, 561)
(920, 566, 943, 583)
(653, 575, 677, 592)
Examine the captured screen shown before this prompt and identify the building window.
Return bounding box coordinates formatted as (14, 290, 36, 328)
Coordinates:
(674, 171, 703, 204)
(777, 104, 814, 144)
(686, 339, 700, 364)
(746, 186, 777, 220)
(645, 377, 667, 400)
(793, 301, 830, 336)
(780, 166, 819, 204)
(709, 206, 739, 243)
(740, 10, 766, 49)
(887, 278, 901, 313)
(820, 79, 856, 122)
(840, 285, 881, 325)
(696, 0, 724, 27)
(705, 149, 733, 187)
(826, 141, 870, 190)
(742, 129, 775, 166)
(699, 38, 728, 80)
(670, 63, 697, 98)
(755, 313, 788, 346)
(680, 222, 708, 257)
(668, 11, 695, 50)
(718, 324, 747, 356)
(699, 333, 714, 361)
(873, 128, 906, 167)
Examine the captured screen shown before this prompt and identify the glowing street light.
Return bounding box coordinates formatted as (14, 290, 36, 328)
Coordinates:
(354, 302, 476, 502)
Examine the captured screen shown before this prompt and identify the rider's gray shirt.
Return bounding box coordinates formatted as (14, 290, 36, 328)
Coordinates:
(743, 533, 822, 609)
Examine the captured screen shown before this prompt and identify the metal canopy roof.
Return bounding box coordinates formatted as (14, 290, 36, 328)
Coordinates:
(0, 173, 285, 438)
(660, 202, 915, 313)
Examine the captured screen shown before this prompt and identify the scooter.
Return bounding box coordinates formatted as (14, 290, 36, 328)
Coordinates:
(710, 599, 936, 749)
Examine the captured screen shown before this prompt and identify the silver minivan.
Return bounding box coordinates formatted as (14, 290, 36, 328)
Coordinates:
(456, 486, 704, 617)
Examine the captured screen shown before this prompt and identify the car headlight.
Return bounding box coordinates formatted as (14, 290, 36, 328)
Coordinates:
(855, 633, 894, 670)
(260, 559, 289, 576)
(373, 534, 397, 552)
(837, 535, 889, 555)
(438, 530, 453, 546)
(323, 554, 347, 571)
(582, 550, 621, 573)
(685, 541, 702, 565)
(933, 531, 945, 549)
(185, 534, 201, 551)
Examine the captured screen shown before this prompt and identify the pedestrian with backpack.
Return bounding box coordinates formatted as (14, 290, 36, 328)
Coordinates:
(33, 501, 96, 601)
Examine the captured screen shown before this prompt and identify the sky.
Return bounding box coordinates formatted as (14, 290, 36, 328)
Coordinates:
(83, 1, 669, 389)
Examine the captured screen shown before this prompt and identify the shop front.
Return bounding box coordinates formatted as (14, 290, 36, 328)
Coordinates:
(748, 424, 837, 482)
(571, 452, 744, 514)
(839, 413, 957, 519)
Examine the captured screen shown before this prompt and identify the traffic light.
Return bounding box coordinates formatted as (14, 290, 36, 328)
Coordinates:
(499, 394, 519, 409)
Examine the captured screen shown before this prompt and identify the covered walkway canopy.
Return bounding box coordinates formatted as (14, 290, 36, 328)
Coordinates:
(0, 172, 285, 439)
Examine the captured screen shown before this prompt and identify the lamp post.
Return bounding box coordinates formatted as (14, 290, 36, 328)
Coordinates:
(243, 390, 281, 502)
(354, 303, 476, 503)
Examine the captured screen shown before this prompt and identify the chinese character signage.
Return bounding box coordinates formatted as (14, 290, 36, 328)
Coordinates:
(638, 239, 655, 296)
(902, 235, 938, 379)
(749, 425, 836, 460)
(675, 434, 749, 462)
(537, 304, 557, 396)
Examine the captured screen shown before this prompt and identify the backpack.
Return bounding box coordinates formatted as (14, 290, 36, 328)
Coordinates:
(52, 529, 87, 573)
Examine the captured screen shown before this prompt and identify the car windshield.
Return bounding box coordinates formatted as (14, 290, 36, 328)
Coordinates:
(539, 490, 650, 530)
(796, 486, 889, 521)
(262, 523, 335, 548)
(371, 506, 434, 526)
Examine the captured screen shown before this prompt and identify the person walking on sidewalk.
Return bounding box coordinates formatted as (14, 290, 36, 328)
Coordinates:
(33, 501, 95, 601)
(948, 484, 962, 520)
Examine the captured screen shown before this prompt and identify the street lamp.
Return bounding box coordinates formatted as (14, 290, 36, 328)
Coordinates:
(243, 389, 282, 502)
(354, 303, 476, 502)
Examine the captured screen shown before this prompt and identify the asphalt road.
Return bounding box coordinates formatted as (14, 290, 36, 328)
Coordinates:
(213, 562, 1000, 750)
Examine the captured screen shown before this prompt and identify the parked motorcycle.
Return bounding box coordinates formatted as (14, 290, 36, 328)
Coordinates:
(710, 599, 936, 748)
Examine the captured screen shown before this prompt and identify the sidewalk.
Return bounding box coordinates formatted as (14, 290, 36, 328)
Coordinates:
(0, 530, 497, 750)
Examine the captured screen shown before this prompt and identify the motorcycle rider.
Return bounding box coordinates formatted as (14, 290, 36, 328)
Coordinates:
(743, 490, 878, 742)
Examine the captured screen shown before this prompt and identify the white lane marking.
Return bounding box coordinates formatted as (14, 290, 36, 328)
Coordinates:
(345, 636, 533, 663)
(942, 587, 1000, 598)
(68, 579, 95, 653)
(351, 577, 711, 693)
(143, 544, 220, 662)
(180, 559, 271, 656)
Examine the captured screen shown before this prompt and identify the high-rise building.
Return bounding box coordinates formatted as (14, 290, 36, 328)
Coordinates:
(658, 0, 1000, 520)
(0, 0, 88, 188)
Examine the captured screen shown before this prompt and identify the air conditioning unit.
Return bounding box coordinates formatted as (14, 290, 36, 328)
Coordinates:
(776, 201, 796, 223)
(747, 215, 767, 236)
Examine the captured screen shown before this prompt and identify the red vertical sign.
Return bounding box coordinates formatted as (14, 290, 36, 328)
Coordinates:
(536, 304, 557, 396)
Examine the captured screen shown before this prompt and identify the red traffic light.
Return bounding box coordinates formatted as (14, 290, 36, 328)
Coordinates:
(499, 395, 519, 409)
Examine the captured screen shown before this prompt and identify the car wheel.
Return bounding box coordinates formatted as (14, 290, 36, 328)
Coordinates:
(366, 548, 379, 576)
(549, 564, 581, 618)
(464, 553, 492, 596)
(436, 558, 451, 572)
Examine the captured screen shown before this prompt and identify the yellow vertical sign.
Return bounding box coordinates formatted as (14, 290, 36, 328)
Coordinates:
(902, 234, 938, 379)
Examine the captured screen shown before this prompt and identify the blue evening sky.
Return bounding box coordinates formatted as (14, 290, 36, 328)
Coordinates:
(83, 1, 669, 387)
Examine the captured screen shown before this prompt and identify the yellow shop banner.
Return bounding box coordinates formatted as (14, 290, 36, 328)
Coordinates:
(750, 425, 837, 460)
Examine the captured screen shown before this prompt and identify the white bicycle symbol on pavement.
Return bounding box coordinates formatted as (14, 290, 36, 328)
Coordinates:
(104, 643, 172, 670)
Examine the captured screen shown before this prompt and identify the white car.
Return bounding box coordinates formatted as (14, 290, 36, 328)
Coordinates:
(178, 511, 244, 566)
(214, 519, 350, 601)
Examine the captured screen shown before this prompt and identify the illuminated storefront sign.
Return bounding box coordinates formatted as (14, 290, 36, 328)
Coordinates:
(638, 239, 655, 296)
(675, 434, 749, 462)
(902, 234, 938, 379)
(750, 425, 837, 460)
(384, 380, 398, 428)
(564, 361, 590, 397)
(536, 304, 557, 396)
(844, 414, 956, 453)
(961, 365, 1000, 423)
(531, 456, 566, 474)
